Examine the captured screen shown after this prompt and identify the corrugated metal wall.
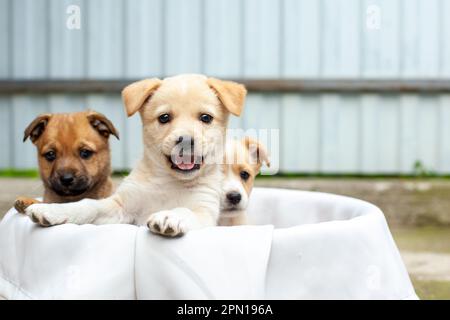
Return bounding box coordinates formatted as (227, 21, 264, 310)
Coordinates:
(1, 0, 450, 174)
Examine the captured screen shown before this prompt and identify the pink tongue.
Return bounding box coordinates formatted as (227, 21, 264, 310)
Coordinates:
(177, 162, 195, 170)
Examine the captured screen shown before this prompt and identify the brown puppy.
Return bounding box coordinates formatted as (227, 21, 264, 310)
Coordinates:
(14, 110, 119, 212)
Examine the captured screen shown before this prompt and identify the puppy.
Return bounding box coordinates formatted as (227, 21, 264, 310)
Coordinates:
(218, 137, 270, 226)
(14, 111, 119, 213)
(24, 74, 247, 237)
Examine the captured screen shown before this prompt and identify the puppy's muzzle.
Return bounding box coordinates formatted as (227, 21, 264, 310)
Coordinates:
(50, 172, 91, 196)
(226, 191, 242, 205)
(59, 173, 75, 187)
(176, 135, 194, 147)
(168, 135, 203, 172)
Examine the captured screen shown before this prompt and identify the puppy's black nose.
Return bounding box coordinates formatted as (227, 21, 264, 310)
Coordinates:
(226, 192, 242, 205)
(59, 173, 74, 186)
(176, 135, 194, 147)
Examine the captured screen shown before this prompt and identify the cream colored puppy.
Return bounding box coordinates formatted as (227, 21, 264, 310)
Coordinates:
(25, 74, 246, 237)
(219, 137, 269, 226)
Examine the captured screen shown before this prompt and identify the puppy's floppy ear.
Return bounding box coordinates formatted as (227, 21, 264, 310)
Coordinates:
(207, 78, 247, 116)
(243, 137, 270, 167)
(121, 78, 162, 117)
(23, 114, 52, 143)
(86, 111, 120, 140)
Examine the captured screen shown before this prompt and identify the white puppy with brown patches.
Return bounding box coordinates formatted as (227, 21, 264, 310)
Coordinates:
(218, 137, 270, 226)
(25, 74, 247, 237)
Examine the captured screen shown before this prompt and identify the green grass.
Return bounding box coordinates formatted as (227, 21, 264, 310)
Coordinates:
(0, 169, 39, 178)
(112, 170, 130, 177)
(391, 227, 450, 299)
(392, 227, 450, 254)
(256, 173, 450, 180)
(4, 168, 450, 179)
(412, 278, 450, 300)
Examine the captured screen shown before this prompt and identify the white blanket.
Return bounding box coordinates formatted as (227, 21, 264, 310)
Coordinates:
(0, 188, 417, 299)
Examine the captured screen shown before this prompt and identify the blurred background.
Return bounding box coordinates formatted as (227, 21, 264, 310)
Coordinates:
(0, 0, 449, 299)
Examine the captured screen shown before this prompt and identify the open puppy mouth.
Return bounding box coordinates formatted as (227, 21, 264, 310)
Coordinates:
(166, 154, 204, 173)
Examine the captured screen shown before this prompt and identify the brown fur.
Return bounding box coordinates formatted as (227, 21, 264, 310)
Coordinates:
(122, 78, 162, 117)
(207, 78, 247, 116)
(14, 110, 118, 213)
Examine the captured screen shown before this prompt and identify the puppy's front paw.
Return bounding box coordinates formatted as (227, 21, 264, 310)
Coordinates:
(25, 203, 68, 227)
(147, 209, 195, 237)
(14, 197, 40, 214)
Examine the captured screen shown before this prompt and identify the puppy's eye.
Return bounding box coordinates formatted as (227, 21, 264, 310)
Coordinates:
(240, 171, 250, 181)
(199, 114, 213, 124)
(80, 149, 94, 160)
(43, 151, 56, 162)
(158, 114, 171, 124)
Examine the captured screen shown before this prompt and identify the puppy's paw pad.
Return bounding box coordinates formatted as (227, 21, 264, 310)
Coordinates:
(14, 197, 38, 214)
(147, 211, 186, 237)
(150, 222, 161, 233)
(30, 212, 40, 223)
(25, 204, 65, 227)
(165, 226, 175, 234)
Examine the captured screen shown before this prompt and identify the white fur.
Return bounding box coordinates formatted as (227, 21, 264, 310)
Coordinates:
(220, 170, 249, 212)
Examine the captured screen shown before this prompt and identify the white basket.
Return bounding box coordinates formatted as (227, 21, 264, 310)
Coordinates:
(0, 188, 417, 299)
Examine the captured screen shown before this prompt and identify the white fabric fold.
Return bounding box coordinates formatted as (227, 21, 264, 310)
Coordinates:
(247, 188, 417, 299)
(0, 209, 137, 299)
(134, 225, 273, 299)
(0, 188, 417, 299)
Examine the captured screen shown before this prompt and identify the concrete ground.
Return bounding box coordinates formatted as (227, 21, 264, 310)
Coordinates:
(0, 177, 449, 299)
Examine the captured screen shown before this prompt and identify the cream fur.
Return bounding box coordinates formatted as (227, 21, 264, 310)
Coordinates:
(25, 74, 247, 237)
